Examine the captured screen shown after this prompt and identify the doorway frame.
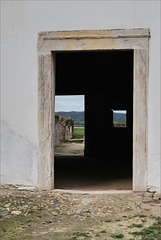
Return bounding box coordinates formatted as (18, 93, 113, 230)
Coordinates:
(38, 29, 150, 191)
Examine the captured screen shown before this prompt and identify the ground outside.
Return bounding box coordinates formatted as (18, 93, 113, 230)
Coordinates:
(0, 186, 161, 240)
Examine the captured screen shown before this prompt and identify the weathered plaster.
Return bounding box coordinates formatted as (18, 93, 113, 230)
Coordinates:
(1, 1, 160, 192)
(1, 120, 38, 186)
(38, 29, 150, 191)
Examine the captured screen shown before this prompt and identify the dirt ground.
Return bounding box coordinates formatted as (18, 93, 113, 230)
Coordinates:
(0, 186, 161, 240)
(55, 141, 84, 156)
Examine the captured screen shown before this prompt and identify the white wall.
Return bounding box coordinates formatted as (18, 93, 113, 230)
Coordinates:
(1, 1, 160, 191)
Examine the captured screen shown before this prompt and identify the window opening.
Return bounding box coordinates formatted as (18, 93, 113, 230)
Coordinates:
(112, 110, 127, 128)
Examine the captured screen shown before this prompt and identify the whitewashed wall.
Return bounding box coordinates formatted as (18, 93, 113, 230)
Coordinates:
(1, 1, 160, 191)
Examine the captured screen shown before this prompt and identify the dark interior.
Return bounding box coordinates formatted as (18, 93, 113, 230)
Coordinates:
(55, 50, 133, 190)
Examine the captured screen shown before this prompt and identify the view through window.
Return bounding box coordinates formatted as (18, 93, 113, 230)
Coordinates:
(55, 95, 85, 156)
(112, 110, 127, 128)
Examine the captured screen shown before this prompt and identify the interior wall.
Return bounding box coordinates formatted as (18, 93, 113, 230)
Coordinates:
(1, 1, 160, 191)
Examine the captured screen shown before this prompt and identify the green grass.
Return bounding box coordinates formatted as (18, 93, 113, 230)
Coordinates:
(0, 215, 37, 239)
(70, 232, 90, 239)
(128, 223, 143, 228)
(74, 127, 85, 139)
(111, 233, 124, 239)
(130, 218, 161, 239)
(134, 213, 147, 218)
(44, 220, 52, 224)
(105, 219, 113, 222)
(100, 230, 107, 233)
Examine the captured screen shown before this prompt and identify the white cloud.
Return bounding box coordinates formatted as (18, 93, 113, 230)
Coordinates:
(113, 110, 127, 114)
(55, 95, 84, 112)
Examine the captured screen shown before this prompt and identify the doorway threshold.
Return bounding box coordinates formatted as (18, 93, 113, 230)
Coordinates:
(53, 189, 133, 195)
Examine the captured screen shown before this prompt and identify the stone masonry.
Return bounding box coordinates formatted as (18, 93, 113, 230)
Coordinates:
(55, 114, 74, 146)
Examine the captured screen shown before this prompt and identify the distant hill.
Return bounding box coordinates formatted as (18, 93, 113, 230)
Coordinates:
(57, 111, 126, 126)
(57, 111, 84, 126)
(113, 112, 126, 123)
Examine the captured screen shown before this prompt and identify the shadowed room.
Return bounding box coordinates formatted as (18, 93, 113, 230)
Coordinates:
(54, 50, 133, 190)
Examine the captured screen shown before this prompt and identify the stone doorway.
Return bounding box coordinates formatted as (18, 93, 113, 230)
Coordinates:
(38, 29, 150, 191)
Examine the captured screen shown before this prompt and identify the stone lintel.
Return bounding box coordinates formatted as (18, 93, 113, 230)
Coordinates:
(38, 29, 150, 40)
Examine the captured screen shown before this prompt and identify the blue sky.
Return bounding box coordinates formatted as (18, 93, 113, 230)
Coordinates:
(55, 95, 84, 112)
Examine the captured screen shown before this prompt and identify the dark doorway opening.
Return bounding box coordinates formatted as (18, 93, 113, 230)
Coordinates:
(54, 50, 133, 190)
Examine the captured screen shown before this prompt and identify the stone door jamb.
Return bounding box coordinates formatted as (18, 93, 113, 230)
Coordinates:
(38, 29, 150, 191)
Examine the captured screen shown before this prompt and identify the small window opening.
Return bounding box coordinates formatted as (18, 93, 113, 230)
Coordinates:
(112, 110, 127, 128)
